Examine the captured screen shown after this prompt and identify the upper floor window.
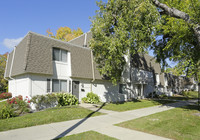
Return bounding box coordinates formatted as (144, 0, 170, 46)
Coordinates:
(53, 48, 67, 62)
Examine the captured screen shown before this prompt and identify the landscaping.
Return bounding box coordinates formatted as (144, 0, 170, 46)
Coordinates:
(99, 99, 176, 112)
(57, 131, 117, 140)
(116, 105, 200, 140)
(0, 105, 103, 132)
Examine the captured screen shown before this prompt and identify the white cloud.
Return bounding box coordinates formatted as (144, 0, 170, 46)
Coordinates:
(3, 37, 23, 49)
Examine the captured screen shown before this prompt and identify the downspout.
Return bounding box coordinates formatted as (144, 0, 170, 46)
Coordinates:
(9, 46, 16, 80)
(4, 53, 9, 80)
(91, 50, 95, 92)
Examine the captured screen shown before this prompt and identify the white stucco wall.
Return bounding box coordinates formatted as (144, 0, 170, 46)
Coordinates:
(130, 68, 155, 98)
(8, 75, 29, 97)
(72, 78, 127, 102)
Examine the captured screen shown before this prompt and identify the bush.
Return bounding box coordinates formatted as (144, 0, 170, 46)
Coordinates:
(31, 94, 58, 110)
(7, 95, 30, 116)
(0, 104, 16, 119)
(159, 94, 168, 98)
(82, 92, 101, 104)
(147, 92, 159, 98)
(0, 92, 12, 99)
(56, 93, 78, 106)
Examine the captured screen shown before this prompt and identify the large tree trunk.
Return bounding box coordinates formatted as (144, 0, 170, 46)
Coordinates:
(152, 0, 200, 47)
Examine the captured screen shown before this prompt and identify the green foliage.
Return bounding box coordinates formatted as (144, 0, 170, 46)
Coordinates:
(0, 53, 8, 92)
(81, 92, 101, 104)
(147, 92, 159, 98)
(90, 0, 159, 84)
(151, 0, 200, 81)
(91, 0, 200, 84)
(31, 94, 58, 110)
(7, 95, 30, 116)
(56, 93, 78, 106)
(0, 104, 15, 119)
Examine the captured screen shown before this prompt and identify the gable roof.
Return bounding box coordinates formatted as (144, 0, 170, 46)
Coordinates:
(69, 31, 92, 48)
(5, 32, 102, 80)
(131, 53, 165, 86)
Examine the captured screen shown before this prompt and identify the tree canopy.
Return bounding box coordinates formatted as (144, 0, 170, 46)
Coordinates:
(47, 26, 83, 42)
(0, 53, 8, 92)
(90, 0, 200, 84)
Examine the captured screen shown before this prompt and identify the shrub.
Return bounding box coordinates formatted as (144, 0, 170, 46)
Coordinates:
(0, 104, 16, 119)
(56, 93, 78, 106)
(7, 95, 30, 116)
(31, 94, 58, 110)
(82, 92, 101, 104)
(0, 92, 12, 99)
(159, 94, 168, 98)
(147, 92, 159, 98)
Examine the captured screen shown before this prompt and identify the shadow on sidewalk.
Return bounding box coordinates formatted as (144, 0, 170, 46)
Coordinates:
(53, 103, 106, 140)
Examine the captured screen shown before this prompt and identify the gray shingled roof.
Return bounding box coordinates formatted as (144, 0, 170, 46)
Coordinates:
(131, 53, 165, 86)
(5, 32, 102, 80)
(69, 31, 92, 47)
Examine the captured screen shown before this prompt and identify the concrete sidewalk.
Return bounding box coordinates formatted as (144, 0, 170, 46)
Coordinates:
(0, 100, 196, 140)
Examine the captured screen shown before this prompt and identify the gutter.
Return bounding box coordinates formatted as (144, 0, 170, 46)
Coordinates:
(9, 46, 16, 80)
(4, 53, 9, 80)
(90, 50, 95, 91)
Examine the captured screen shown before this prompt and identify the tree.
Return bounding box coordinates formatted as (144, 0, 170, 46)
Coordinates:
(0, 53, 8, 92)
(90, 0, 160, 84)
(46, 26, 83, 42)
(90, 0, 200, 85)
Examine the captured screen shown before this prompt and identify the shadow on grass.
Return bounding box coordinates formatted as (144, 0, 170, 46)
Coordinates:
(53, 103, 106, 140)
(180, 104, 200, 111)
(107, 99, 142, 105)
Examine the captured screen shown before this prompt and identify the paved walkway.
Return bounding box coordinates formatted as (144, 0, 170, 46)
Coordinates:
(0, 100, 196, 140)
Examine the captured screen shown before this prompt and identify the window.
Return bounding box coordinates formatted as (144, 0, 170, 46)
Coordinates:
(69, 80, 71, 92)
(52, 79, 67, 92)
(52, 79, 59, 92)
(47, 79, 51, 92)
(60, 80, 67, 92)
(53, 48, 67, 62)
(119, 84, 126, 94)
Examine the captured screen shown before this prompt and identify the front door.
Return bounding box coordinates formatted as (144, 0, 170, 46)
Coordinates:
(72, 81, 80, 100)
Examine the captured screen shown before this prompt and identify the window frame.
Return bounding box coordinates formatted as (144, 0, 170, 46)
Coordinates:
(53, 48, 68, 63)
(52, 79, 68, 93)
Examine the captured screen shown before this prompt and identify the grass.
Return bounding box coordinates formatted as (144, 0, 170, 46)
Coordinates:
(57, 131, 117, 140)
(0, 105, 103, 132)
(117, 105, 200, 140)
(99, 99, 176, 112)
(182, 91, 199, 98)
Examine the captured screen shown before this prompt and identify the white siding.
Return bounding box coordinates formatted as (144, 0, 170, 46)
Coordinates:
(72, 79, 127, 102)
(53, 52, 71, 79)
(30, 74, 49, 96)
(8, 75, 29, 97)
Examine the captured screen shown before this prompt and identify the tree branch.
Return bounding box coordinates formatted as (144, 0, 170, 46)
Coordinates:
(152, 0, 200, 46)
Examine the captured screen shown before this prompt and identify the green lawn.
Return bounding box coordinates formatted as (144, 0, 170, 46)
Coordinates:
(100, 99, 176, 112)
(0, 106, 103, 132)
(57, 131, 117, 140)
(182, 91, 199, 98)
(117, 105, 200, 140)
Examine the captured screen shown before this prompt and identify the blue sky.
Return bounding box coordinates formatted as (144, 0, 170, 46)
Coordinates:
(0, 0, 101, 54)
(0, 0, 177, 67)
